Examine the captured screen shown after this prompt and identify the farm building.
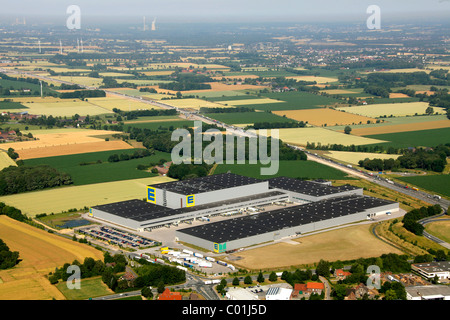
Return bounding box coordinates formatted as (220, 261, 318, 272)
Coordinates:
(89, 173, 399, 251)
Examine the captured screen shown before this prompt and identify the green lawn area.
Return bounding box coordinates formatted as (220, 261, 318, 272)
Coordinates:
(214, 160, 353, 180)
(362, 127, 450, 148)
(245, 91, 341, 111)
(205, 94, 259, 102)
(56, 276, 113, 300)
(24, 149, 171, 186)
(397, 174, 450, 198)
(204, 111, 298, 125)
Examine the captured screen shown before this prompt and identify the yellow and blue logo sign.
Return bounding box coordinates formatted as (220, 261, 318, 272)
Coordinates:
(213, 242, 227, 253)
(186, 194, 195, 207)
(88, 207, 93, 217)
(147, 187, 156, 203)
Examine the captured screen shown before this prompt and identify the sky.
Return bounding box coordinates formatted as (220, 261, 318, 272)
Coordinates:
(1, 0, 449, 24)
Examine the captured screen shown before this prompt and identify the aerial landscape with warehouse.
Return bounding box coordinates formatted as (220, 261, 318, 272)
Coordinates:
(0, 0, 449, 304)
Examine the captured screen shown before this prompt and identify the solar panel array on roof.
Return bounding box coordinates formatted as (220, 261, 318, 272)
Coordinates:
(267, 176, 359, 197)
(177, 195, 396, 243)
(149, 173, 263, 195)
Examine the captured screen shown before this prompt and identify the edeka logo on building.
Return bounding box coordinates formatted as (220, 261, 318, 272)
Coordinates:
(186, 194, 195, 207)
(171, 120, 279, 176)
(88, 208, 93, 217)
(214, 242, 226, 253)
(147, 187, 156, 203)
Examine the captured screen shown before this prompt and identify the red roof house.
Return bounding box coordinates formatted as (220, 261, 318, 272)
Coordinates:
(158, 288, 182, 300)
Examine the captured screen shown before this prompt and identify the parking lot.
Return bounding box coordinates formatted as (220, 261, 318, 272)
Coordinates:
(78, 225, 159, 249)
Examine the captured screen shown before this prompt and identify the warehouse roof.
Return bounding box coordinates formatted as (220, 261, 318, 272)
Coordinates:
(267, 177, 360, 197)
(176, 195, 396, 243)
(93, 191, 287, 225)
(149, 173, 264, 195)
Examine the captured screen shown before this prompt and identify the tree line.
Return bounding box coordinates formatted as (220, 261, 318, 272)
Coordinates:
(0, 165, 73, 196)
(402, 204, 442, 236)
(0, 238, 20, 270)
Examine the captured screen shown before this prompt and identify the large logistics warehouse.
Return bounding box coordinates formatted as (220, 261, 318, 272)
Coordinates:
(89, 173, 399, 251)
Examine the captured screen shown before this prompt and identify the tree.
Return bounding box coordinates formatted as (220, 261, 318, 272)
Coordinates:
(141, 286, 153, 299)
(232, 277, 240, 286)
(157, 280, 165, 293)
(332, 284, 347, 300)
(384, 289, 397, 300)
(244, 275, 253, 285)
(269, 271, 278, 282)
(344, 126, 352, 134)
(316, 259, 331, 277)
(257, 271, 265, 283)
(425, 106, 434, 115)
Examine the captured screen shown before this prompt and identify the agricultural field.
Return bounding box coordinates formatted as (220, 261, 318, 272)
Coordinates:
(160, 98, 232, 110)
(0, 215, 103, 300)
(24, 149, 170, 185)
(230, 223, 402, 270)
(259, 127, 386, 146)
(348, 119, 450, 136)
(0, 150, 17, 170)
(273, 108, 376, 126)
(337, 102, 445, 118)
(87, 96, 163, 111)
(247, 91, 341, 111)
(323, 151, 400, 166)
(397, 174, 450, 198)
(215, 98, 285, 106)
(360, 68, 431, 74)
(329, 114, 448, 132)
(362, 127, 450, 148)
(214, 160, 353, 180)
(0, 129, 128, 157)
(123, 120, 195, 131)
(50, 76, 104, 87)
(0, 176, 175, 216)
(285, 75, 339, 84)
(1, 97, 113, 117)
(204, 111, 297, 125)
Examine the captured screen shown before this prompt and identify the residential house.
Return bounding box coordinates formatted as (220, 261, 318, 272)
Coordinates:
(158, 288, 182, 300)
(335, 269, 352, 280)
(306, 282, 324, 295)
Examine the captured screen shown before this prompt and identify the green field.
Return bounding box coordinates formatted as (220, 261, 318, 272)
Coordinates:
(397, 175, 450, 198)
(206, 94, 259, 102)
(0, 101, 28, 109)
(24, 149, 171, 185)
(56, 276, 113, 300)
(214, 160, 353, 180)
(363, 127, 450, 148)
(123, 120, 195, 131)
(243, 91, 341, 111)
(204, 112, 298, 125)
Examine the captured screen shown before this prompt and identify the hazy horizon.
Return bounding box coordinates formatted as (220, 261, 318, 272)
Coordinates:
(1, 0, 449, 24)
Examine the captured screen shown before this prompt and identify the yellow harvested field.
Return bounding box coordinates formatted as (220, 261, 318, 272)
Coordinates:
(17, 140, 133, 160)
(286, 76, 339, 83)
(0, 129, 124, 152)
(259, 127, 386, 146)
(231, 224, 402, 270)
(141, 71, 174, 76)
(0, 176, 175, 216)
(337, 102, 446, 118)
(161, 98, 233, 110)
(87, 96, 162, 111)
(325, 151, 400, 165)
(0, 216, 103, 300)
(273, 108, 376, 126)
(389, 93, 410, 98)
(51, 76, 104, 87)
(0, 150, 17, 170)
(349, 120, 450, 136)
(211, 75, 261, 80)
(19, 100, 112, 117)
(218, 98, 284, 106)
